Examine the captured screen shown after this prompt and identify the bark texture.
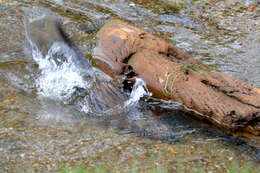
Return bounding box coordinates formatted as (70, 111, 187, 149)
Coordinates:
(92, 20, 260, 147)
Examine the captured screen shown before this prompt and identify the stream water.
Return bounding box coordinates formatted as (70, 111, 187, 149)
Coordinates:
(0, 0, 259, 172)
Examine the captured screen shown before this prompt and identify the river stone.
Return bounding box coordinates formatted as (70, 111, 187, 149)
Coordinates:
(92, 19, 260, 147)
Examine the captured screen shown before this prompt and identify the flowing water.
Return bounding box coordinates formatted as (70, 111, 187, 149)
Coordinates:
(0, 0, 260, 172)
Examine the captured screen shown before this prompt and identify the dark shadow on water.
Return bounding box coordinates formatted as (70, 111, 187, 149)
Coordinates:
(82, 99, 260, 161)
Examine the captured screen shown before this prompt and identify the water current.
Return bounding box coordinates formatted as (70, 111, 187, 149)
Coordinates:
(0, 0, 259, 172)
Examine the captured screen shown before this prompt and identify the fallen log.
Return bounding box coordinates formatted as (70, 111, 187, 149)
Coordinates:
(92, 20, 260, 147)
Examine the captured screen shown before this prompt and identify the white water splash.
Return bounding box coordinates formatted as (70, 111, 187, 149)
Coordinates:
(35, 42, 89, 102)
(124, 78, 152, 107)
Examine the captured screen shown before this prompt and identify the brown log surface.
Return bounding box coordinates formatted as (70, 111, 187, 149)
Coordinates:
(92, 20, 260, 147)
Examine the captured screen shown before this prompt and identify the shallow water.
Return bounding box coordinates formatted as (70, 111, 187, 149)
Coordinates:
(0, 0, 260, 172)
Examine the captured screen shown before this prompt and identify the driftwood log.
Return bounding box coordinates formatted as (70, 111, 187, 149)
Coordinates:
(92, 20, 260, 147)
